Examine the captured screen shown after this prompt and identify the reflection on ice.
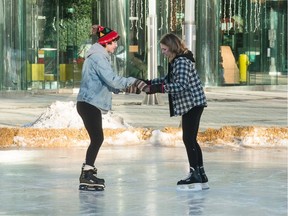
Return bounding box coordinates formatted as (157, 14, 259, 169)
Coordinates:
(0, 150, 37, 163)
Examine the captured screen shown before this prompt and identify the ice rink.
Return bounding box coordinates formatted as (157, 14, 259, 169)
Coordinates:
(0, 146, 287, 216)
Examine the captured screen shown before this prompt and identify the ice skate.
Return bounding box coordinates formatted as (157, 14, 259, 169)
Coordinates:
(176, 167, 202, 191)
(199, 166, 209, 190)
(79, 164, 105, 191)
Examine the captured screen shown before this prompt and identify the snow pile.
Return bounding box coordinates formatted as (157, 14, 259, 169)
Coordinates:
(240, 127, 288, 148)
(104, 130, 142, 146)
(149, 129, 183, 147)
(24, 101, 131, 129)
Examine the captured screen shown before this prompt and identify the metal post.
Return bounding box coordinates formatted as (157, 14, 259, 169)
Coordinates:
(142, 0, 162, 105)
(184, 0, 196, 57)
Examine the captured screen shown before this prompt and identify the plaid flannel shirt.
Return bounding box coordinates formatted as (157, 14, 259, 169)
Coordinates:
(152, 56, 207, 117)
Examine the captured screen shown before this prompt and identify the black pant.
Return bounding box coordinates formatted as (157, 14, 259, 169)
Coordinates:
(77, 101, 104, 166)
(181, 106, 204, 169)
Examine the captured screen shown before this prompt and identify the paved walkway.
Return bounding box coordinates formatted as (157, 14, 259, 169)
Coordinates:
(0, 85, 287, 129)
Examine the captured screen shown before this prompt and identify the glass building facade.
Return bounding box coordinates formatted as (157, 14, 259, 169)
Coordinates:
(0, 0, 287, 91)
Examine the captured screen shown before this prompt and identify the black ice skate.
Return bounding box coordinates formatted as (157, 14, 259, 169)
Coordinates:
(176, 167, 202, 191)
(79, 164, 105, 191)
(199, 166, 209, 190)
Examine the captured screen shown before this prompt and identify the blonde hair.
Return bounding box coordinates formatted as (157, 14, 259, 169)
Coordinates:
(159, 33, 188, 55)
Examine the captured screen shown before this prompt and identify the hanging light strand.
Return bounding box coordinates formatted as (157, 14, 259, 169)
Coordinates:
(223, 0, 227, 31)
(130, 0, 135, 30)
(139, 0, 143, 29)
(135, 0, 139, 29)
(166, 0, 169, 32)
(254, 0, 258, 32)
(245, 0, 248, 32)
(219, 0, 222, 20)
(170, 0, 174, 31)
(228, 0, 232, 34)
(135, 0, 139, 39)
(264, 0, 267, 29)
(256, 0, 261, 31)
(229, 0, 232, 23)
(249, 0, 253, 32)
(233, 0, 236, 31)
(158, 0, 164, 30)
(237, 0, 242, 31)
(223, 0, 226, 21)
(180, 0, 184, 29)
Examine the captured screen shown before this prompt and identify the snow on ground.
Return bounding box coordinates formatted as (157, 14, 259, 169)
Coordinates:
(16, 101, 288, 149)
(24, 101, 131, 129)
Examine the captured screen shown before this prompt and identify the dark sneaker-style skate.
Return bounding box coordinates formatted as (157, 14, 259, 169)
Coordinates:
(79, 164, 105, 191)
(177, 167, 202, 191)
(199, 166, 209, 190)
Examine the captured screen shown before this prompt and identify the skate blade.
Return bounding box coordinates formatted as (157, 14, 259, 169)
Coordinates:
(176, 183, 202, 192)
(201, 182, 210, 190)
(79, 184, 105, 191)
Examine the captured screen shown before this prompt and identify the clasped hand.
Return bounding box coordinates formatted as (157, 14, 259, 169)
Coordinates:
(125, 79, 165, 94)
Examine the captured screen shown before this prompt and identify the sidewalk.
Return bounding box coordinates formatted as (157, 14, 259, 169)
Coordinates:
(0, 86, 287, 129)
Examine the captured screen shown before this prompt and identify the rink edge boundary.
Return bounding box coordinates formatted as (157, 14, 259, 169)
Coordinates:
(0, 126, 287, 148)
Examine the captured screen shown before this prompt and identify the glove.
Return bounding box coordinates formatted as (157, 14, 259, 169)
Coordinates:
(133, 80, 150, 93)
(124, 85, 141, 94)
(147, 83, 165, 94)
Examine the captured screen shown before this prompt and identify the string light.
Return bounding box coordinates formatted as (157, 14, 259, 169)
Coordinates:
(229, 0, 232, 23)
(219, 0, 222, 20)
(245, 0, 248, 33)
(166, 0, 169, 31)
(170, 0, 174, 31)
(139, 0, 143, 29)
(179, 0, 184, 29)
(237, 0, 242, 31)
(254, 0, 258, 32)
(223, 0, 226, 21)
(135, 0, 139, 39)
(256, 0, 261, 31)
(249, 0, 253, 32)
(130, 0, 135, 30)
(158, 0, 163, 30)
(264, 0, 267, 29)
(233, 0, 236, 31)
(228, 0, 232, 34)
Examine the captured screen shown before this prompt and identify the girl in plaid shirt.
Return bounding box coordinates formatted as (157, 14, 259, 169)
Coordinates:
(147, 33, 209, 191)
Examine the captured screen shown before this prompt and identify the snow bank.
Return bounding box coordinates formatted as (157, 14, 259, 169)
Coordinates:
(24, 101, 131, 129)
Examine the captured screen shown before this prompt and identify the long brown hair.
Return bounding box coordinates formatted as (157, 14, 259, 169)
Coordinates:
(159, 33, 188, 55)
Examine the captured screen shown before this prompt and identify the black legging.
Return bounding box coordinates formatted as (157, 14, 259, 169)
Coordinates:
(77, 101, 104, 166)
(182, 106, 204, 169)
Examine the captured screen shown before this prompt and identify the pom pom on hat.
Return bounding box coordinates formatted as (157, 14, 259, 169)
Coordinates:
(91, 25, 120, 45)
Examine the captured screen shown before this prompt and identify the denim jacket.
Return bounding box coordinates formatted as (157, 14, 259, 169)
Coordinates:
(77, 43, 136, 111)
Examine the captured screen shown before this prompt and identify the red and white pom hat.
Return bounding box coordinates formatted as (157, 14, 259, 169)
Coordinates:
(91, 25, 120, 45)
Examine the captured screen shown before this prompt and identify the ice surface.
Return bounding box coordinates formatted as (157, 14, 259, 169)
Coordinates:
(0, 147, 287, 216)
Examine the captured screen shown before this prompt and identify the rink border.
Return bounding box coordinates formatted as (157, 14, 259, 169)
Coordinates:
(0, 126, 287, 148)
